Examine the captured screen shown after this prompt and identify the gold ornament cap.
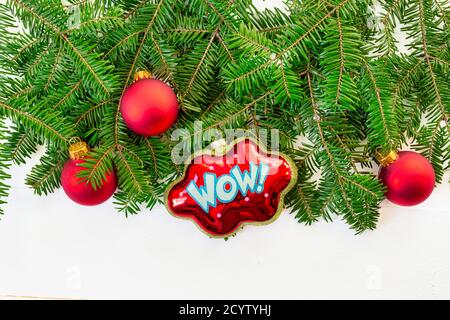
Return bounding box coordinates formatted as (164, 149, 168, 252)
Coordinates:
(68, 137, 90, 160)
(133, 70, 152, 83)
(375, 149, 398, 167)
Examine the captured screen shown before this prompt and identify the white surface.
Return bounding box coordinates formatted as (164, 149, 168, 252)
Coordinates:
(1, 0, 450, 300)
(1, 157, 449, 300)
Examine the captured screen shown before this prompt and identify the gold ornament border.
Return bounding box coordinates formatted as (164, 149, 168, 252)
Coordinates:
(164, 136, 299, 239)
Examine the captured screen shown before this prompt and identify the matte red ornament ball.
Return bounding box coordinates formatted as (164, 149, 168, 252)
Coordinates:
(120, 78, 179, 136)
(379, 151, 435, 206)
(61, 159, 117, 206)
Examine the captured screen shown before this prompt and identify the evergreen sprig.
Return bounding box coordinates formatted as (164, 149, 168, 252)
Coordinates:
(0, 0, 448, 233)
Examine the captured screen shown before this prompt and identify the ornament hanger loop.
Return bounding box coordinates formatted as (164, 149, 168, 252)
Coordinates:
(68, 137, 89, 160)
(133, 69, 152, 83)
(69, 137, 83, 145)
(375, 149, 398, 167)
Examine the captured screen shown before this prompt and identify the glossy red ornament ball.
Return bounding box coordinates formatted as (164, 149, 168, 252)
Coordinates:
(120, 78, 179, 136)
(379, 151, 435, 206)
(61, 159, 117, 206)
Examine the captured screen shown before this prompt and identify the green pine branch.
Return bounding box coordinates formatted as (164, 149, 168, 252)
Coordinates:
(25, 148, 65, 195)
(0, 0, 447, 231)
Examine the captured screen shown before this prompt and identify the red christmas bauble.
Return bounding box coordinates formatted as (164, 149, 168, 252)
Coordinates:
(120, 78, 179, 136)
(61, 159, 117, 206)
(379, 151, 435, 206)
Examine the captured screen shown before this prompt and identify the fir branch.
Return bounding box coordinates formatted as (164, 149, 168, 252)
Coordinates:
(63, 35, 109, 94)
(52, 80, 82, 110)
(26, 150, 65, 196)
(227, 0, 352, 92)
(391, 58, 422, 111)
(44, 45, 64, 91)
(0, 101, 70, 146)
(115, 146, 149, 195)
(0, 130, 12, 214)
(296, 184, 318, 224)
(418, 0, 449, 130)
(9, 0, 115, 97)
(282, 1, 350, 55)
(306, 71, 383, 233)
(104, 30, 143, 58)
(318, 192, 336, 222)
(143, 138, 160, 177)
(124, 0, 149, 20)
(10, 0, 62, 33)
(307, 72, 356, 224)
(7, 129, 38, 165)
(0, 0, 447, 229)
(365, 63, 393, 142)
(200, 89, 226, 117)
(433, 0, 449, 30)
(362, 59, 399, 151)
(378, 0, 404, 56)
(64, 15, 123, 34)
(413, 122, 449, 182)
(78, 145, 115, 189)
(24, 46, 49, 77)
(202, 91, 272, 134)
(113, 191, 141, 217)
(11, 37, 41, 62)
(215, 32, 236, 64)
(430, 54, 450, 67)
(336, 12, 345, 104)
(114, 0, 166, 145)
(149, 32, 170, 76)
(180, 28, 218, 106)
(75, 99, 112, 126)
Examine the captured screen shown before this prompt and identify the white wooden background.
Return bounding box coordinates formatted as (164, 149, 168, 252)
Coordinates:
(0, 0, 449, 300)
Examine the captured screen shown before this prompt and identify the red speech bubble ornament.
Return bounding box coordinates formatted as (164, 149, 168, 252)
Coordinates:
(165, 138, 297, 238)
